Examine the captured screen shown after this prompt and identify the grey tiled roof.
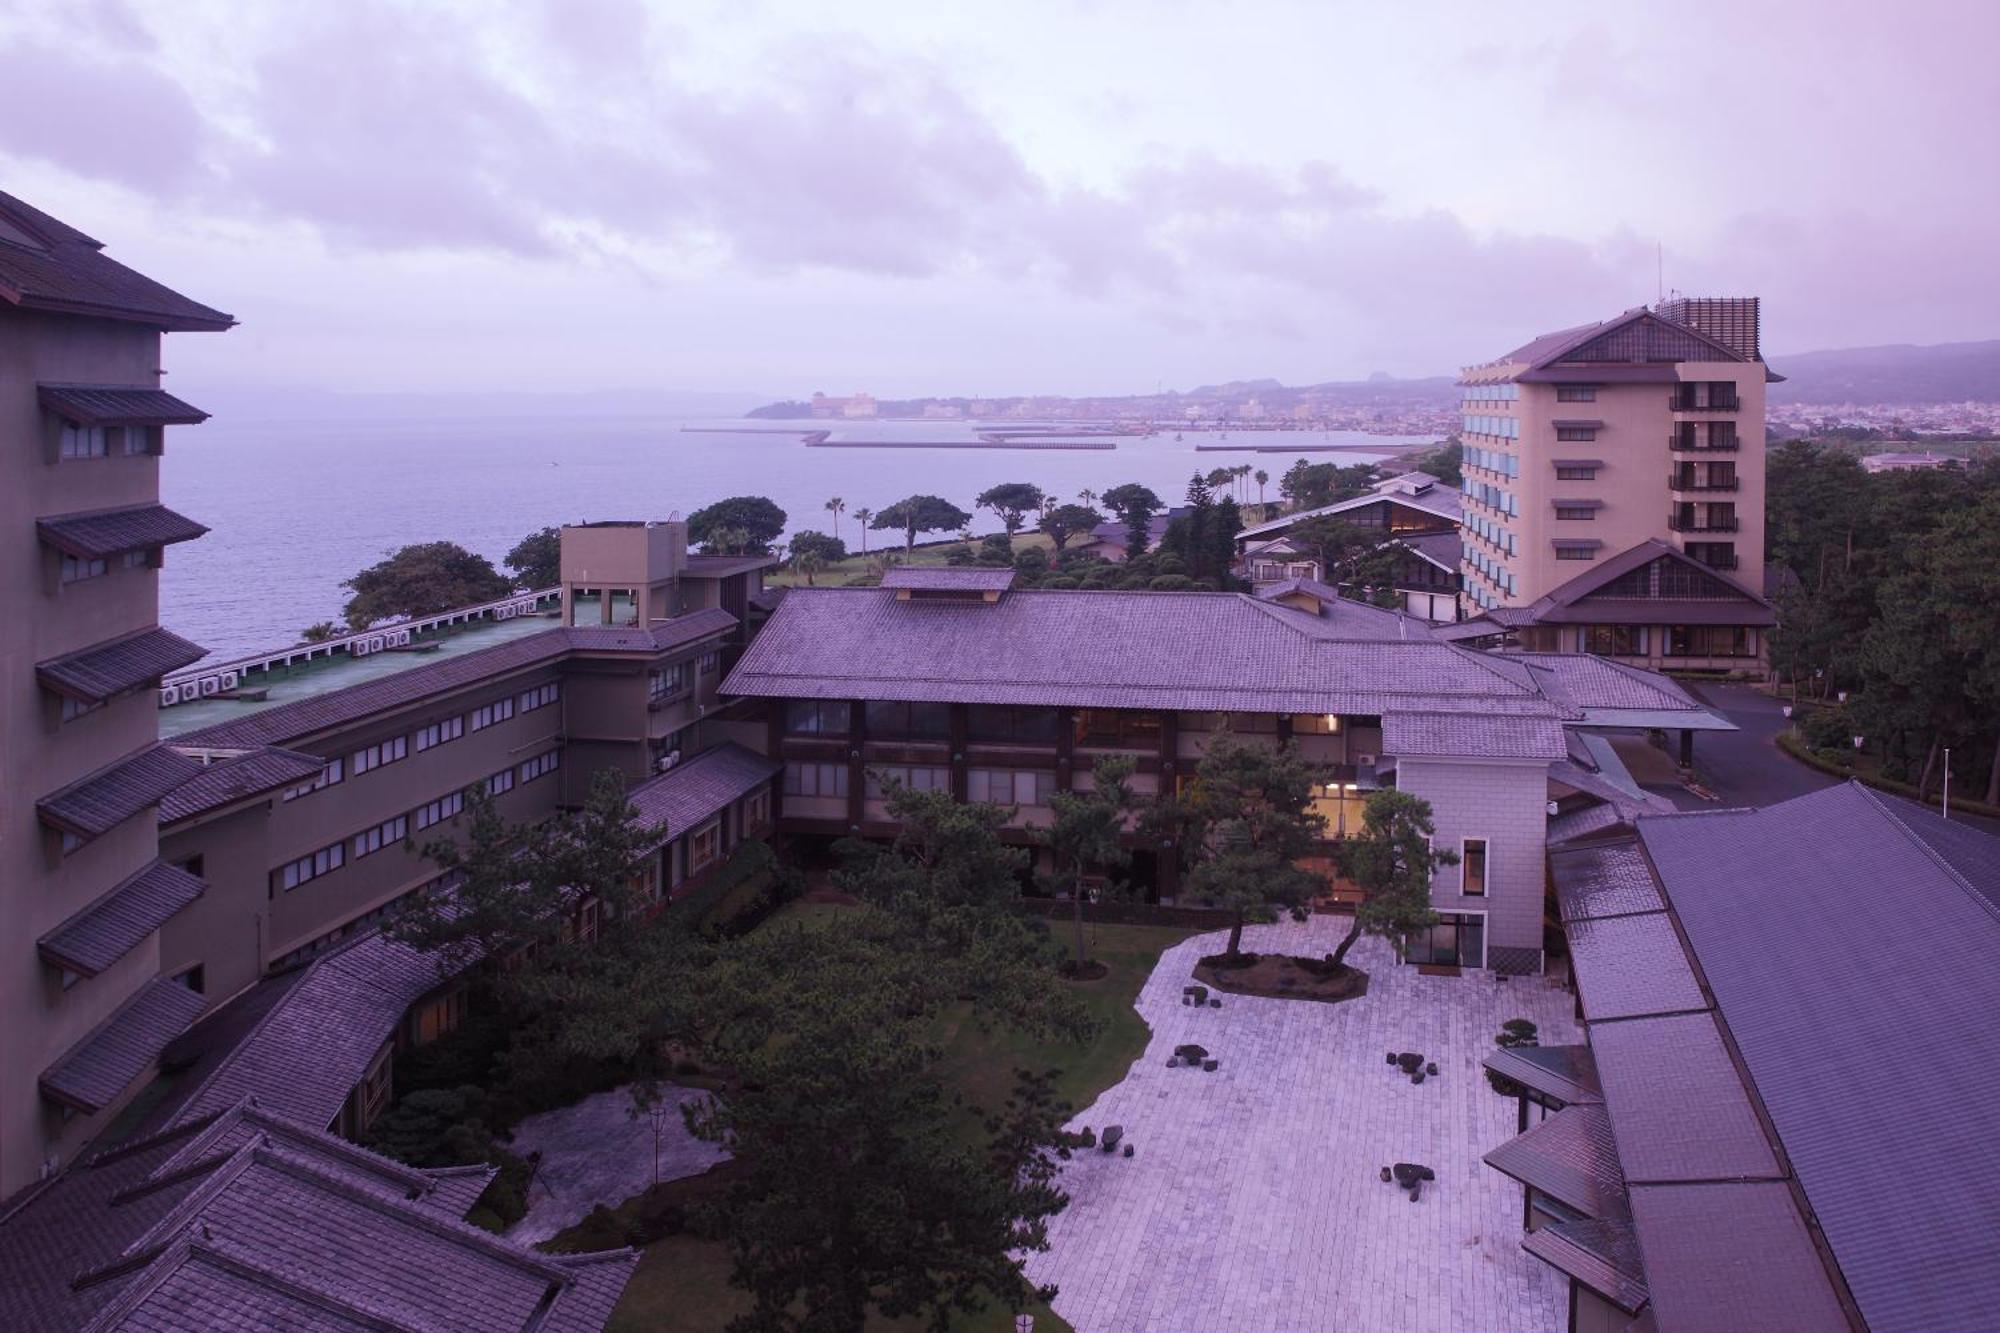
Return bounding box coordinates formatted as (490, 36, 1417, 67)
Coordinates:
(37, 627, 207, 702)
(1626, 1183, 1851, 1333)
(0, 1103, 635, 1332)
(684, 552, 779, 577)
(1483, 1104, 1627, 1218)
(0, 188, 234, 330)
(39, 861, 206, 977)
(1523, 1215, 1649, 1314)
(629, 744, 780, 843)
(1237, 484, 1463, 539)
(179, 611, 737, 750)
(41, 979, 206, 1112)
(37, 384, 211, 426)
(1550, 839, 1666, 921)
(1563, 913, 1708, 1022)
(158, 746, 328, 825)
(1381, 710, 1568, 761)
(1515, 653, 1701, 714)
(36, 504, 209, 560)
(1254, 578, 1439, 641)
(38, 744, 207, 838)
(881, 566, 1016, 592)
(166, 929, 475, 1132)
(1586, 1014, 1780, 1185)
(1637, 783, 2000, 1332)
(1545, 800, 1632, 845)
(724, 587, 1564, 724)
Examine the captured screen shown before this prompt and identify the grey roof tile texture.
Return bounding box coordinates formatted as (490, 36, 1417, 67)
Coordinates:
(37, 504, 210, 560)
(36, 384, 211, 426)
(38, 627, 207, 702)
(1382, 710, 1568, 760)
(39, 861, 206, 977)
(178, 610, 737, 750)
(157, 747, 327, 825)
(1482, 1104, 1628, 1219)
(1586, 1014, 1780, 1184)
(167, 929, 472, 1132)
(1550, 840, 1667, 921)
(880, 566, 1016, 591)
(41, 979, 206, 1112)
(1638, 783, 2000, 1332)
(724, 587, 1566, 723)
(628, 743, 780, 842)
(1564, 913, 1708, 1022)
(40, 744, 208, 837)
(1482, 1043, 1602, 1106)
(0, 189, 234, 330)
(1627, 1183, 1852, 1333)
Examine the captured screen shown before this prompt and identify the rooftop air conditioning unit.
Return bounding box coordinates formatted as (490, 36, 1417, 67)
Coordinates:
(1354, 752, 1377, 767)
(657, 751, 681, 773)
(1547, 800, 1560, 817)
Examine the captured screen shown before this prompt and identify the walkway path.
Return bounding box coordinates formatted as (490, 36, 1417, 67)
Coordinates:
(1024, 919, 1578, 1333)
(505, 1084, 728, 1245)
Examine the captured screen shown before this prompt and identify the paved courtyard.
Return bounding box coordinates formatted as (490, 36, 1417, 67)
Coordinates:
(504, 1083, 729, 1244)
(1024, 917, 1581, 1333)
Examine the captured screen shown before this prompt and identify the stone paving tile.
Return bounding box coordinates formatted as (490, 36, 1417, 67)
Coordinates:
(1023, 918, 1580, 1333)
(504, 1083, 729, 1244)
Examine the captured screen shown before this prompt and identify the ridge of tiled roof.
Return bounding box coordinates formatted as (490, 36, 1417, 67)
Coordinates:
(1840, 780, 2000, 915)
(0, 189, 234, 331)
(628, 744, 781, 844)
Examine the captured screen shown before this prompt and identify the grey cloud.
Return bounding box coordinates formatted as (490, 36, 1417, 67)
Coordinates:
(0, 40, 206, 193)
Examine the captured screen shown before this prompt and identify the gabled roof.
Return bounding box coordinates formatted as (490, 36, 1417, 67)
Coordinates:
(38, 627, 207, 703)
(0, 1103, 634, 1332)
(1253, 578, 1439, 641)
(37, 505, 209, 561)
(39, 861, 206, 978)
(37, 384, 210, 426)
(1505, 307, 1750, 372)
(629, 743, 781, 844)
(1460, 541, 1776, 631)
(0, 190, 234, 331)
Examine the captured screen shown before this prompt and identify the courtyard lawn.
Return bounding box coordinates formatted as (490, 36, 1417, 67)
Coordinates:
(583, 913, 1201, 1333)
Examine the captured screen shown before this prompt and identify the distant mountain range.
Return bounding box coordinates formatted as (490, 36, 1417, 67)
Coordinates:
(1764, 340, 2000, 405)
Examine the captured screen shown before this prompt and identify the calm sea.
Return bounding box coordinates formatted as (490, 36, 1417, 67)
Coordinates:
(161, 416, 1430, 662)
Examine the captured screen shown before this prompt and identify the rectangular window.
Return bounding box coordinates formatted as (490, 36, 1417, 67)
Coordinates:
(353, 814, 409, 859)
(966, 705, 1059, 745)
(1554, 465, 1598, 481)
(689, 819, 724, 873)
(518, 749, 561, 782)
(471, 697, 516, 730)
(649, 664, 691, 701)
(865, 765, 951, 797)
(121, 548, 155, 571)
(1075, 709, 1161, 749)
(415, 715, 465, 751)
(863, 699, 951, 741)
(60, 424, 109, 458)
(1582, 625, 1647, 656)
(282, 757, 344, 802)
(1555, 546, 1597, 561)
(1292, 713, 1342, 735)
(783, 761, 849, 797)
(784, 699, 852, 735)
(743, 788, 772, 832)
(60, 554, 109, 583)
(1554, 427, 1596, 442)
(1666, 625, 1752, 658)
(967, 768, 1054, 806)
(698, 650, 721, 674)
(1461, 838, 1487, 896)
(517, 681, 561, 712)
(60, 694, 104, 723)
(1555, 385, 1597, 402)
(352, 735, 409, 775)
(1553, 505, 1597, 521)
(1404, 912, 1486, 969)
(274, 840, 347, 894)
(485, 767, 516, 795)
(416, 790, 466, 830)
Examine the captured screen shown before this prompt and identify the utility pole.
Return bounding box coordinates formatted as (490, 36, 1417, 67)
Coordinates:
(1942, 747, 1951, 820)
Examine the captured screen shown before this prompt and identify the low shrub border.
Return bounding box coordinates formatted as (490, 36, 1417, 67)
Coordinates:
(1018, 896, 1235, 930)
(1776, 732, 2000, 820)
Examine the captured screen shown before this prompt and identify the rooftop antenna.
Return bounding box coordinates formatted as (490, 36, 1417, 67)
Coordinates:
(1656, 243, 1664, 305)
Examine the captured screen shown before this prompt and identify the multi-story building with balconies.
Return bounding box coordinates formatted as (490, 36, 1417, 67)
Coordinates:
(1447, 299, 1780, 673)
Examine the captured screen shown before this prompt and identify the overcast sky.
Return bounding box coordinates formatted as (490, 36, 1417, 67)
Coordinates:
(3, 0, 1995, 399)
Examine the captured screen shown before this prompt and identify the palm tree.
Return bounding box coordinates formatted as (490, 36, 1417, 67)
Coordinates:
(1255, 468, 1269, 512)
(794, 551, 823, 587)
(1078, 487, 1097, 509)
(854, 507, 873, 554)
(824, 496, 845, 543)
